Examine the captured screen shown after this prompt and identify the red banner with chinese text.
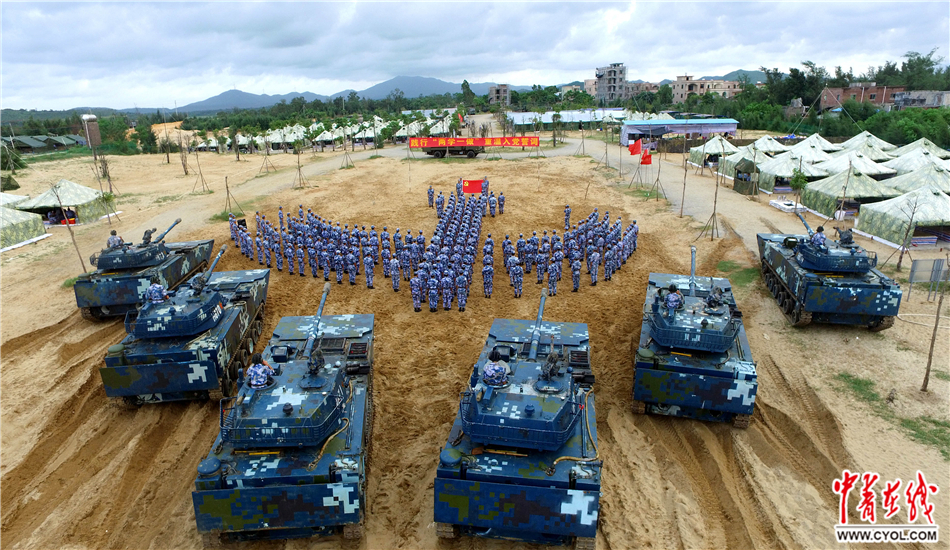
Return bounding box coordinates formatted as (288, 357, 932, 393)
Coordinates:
(409, 137, 540, 148)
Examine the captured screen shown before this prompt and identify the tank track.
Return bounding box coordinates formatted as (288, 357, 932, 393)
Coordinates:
(732, 414, 751, 429)
(868, 316, 895, 332)
(80, 307, 103, 321)
(435, 522, 459, 539)
(575, 536, 596, 550)
(761, 263, 811, 327)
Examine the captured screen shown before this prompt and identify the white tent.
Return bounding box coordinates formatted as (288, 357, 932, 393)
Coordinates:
(890, 137, 950, 159)
(814, 151, 897, 178)
(840, 130, 896, 151)
(885, 164, 950, 193)
(792, 133, 843, 152)
(856, 185, 950, 245)
(830, 141, 894, 162)
(774, 144, 834, 164)
(881, 148, 950, 175)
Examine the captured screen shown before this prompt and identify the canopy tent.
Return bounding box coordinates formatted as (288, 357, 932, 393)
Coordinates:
(840, 130, 897, 151)
(427, 118, 453, 136)
(791, 133, 843, 152)
(777, 144, 834, 164)
(800, 167, 900, 218)
(620, 118, 738, 145)
(756, 154, 829, 192)
(16, 179, 109, 224)
(856, 185, 950, 246)
(0, 192, 29, 207)
(830, 141, 894, 162)
(813, 151, 897, 179)
(885, 164, 950, 194)
(750, 135, 789, 154)
(880, 148, 950, 175)
(890, 137, 950, 159)
(718, 147, 771, 181)
(687, 135, 740, 167)
(1, 206, 47, 250)
(395, 120, 428, 138)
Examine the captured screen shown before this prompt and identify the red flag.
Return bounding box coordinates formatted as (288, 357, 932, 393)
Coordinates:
(628, 139, 642, 155)
(640, 150, 652, 165)
(458, 113, 464, 125)
(462, 179, 482, 193)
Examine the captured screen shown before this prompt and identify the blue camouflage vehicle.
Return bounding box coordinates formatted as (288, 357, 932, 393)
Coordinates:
(192, 283, 374, 544)
(757, 214, 901, 331)
(434, 290, 600, 550)
(75, 218, 214, 320)
(100, 246, 269, 406)
(632, 246, 756, 428)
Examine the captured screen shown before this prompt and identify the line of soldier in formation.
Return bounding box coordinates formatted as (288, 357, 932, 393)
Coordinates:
(227, 176, 639, 312)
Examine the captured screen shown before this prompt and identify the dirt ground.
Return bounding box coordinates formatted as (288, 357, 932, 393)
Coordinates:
(1, 143, 948, 550)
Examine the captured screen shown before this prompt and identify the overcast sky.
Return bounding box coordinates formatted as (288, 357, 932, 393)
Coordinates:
(2, 1, 948, 110)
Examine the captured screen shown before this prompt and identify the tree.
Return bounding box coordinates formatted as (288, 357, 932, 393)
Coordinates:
(132, 124, 158, 153)
(656, 85, 673, 109)
(789, 168, 808, 207)
(461, 80, 476, 106)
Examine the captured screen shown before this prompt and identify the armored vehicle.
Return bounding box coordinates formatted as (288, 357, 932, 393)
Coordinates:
(192, 283, 374, 543)
(100, 246, 269, 406)
(632, 247, 756, 428)
(757, 214, 901, 331)
(434, 290, 600, 550)
(75, 218, 214, 319)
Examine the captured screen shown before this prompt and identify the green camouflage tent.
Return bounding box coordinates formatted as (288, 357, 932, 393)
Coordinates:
(890, 137, 950, 159)
(779, 143, 834, 164)
(16, 178, 109, 223)
(718, 146, 770, 180)
(881, 148, 950, 175)
(800, 167, 900, 218)
(750, 135, 790, 154)
(886, 164, 950, 193)
(841, 130, 896, 151)
(856, 185, 950, 245)
(0, 206, 47, 249)
(813, 151, 897, 178)
(0, 192, 29, 207)
(831, 140, 894, 162)
(687, 135, 739, 166)
(756, 154, 828, 192)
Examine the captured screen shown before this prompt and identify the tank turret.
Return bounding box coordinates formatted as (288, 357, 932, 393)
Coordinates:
(192, 283, 374, 543)
(125, 245, 228, 339)
(92, 218, 182, 271)
(434, 291, 600, 547)
(794, 213, 877, 273)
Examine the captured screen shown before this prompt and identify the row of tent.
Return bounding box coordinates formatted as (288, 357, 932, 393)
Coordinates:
(1, 179, 110, 250)
(2, 134, 87, 153)
(702, 132, 950, 247)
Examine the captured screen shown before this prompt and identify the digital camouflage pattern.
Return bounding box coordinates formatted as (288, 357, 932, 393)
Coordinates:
(758, 231, 902, 328)
(633, 270, 757, 426)
(435, 294, 600, 545)
(193, 299, 374, 543)
(756, 154, 828, 192)
(856, 184, 950, 245)
(800, 167, 899, 218)
(100, 269, 269, 404)
(0, 206, 46, 249)
(75, 240, 214, 318)
(15, 178, 110, 223)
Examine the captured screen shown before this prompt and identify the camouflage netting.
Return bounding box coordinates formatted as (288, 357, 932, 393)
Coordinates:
(800, 167, 900, 218)
(856, 185, 950, 245)
(0, 206, 46, 249)
(687, 135, 739, 166)
(16, 178, 110, 223)
(756, 154, 828, 192)
(886, 164, 950, 193)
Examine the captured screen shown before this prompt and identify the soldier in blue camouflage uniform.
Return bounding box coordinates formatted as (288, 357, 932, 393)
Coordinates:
(571, 258, 582, 292)
(440, 274, 454, 310)
(428, 185, 435, 207)
(278, 206, 285, 232)
(361, 253, 373, 289)
(482, 263, 493, 298)
(436, 192, 445, 217)
(308, 245, 318, 277)
(564, 204, 571, 231)
(263, 235, 272, 267)
(400, 248, 412, 281)
(510, 259, 524, 298)
(285, 244, 295, 275)
(498, 192, 505, 214)
(390, 257, 400, 291)
(410, 274, 422, 312)
(488, 192, 497, 217)
(428, 276, 440, 312)
(536, 244, 548, 285)
(332, 251, 343, 284)
(604, 247, 614, 281)
(275, 240, 284, 272)
(456, 178, 463, 197)
(295, 245, 304, 277)
(548, 261, 559, 296)
(456, 273, 469, 311)
(589, 250, 601, 286)
(321, 247, 331, 280)
(381, 247, 392, 278)
(255, 234, 263, 265)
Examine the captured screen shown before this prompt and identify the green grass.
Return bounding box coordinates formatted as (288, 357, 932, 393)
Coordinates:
(718, 260, 741, 272)
(934, 371, 950, 382)
(834, 372, 949, 460)
(716, 260, 761, 288)
(157, 194, 183, 204)
(24, 147, 95, 164)
(368, 154, 383, 160)
(62, 276, 79, 288)
(209, 210, 231, 222)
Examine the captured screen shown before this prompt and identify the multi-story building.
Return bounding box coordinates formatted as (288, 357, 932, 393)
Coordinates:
(672, 75, 741, 102)
(595, 63, 628, 102)
(627, 81, 660, 96)
(820, 83, 904, 111)
(488, 84, 510, 106)
(584, 79, 598, 96)
(560, 84, 582, 93)
(891, 90, 947, 110)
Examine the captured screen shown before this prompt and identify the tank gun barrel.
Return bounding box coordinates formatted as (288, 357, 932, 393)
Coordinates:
(192, 246, 227, 291)
(305, 283, 332, 358)
(153, 218, 182, 243)
(689, 246, 697, 297)
(528, 289, 548, 360)
(797, 213, 815, 237)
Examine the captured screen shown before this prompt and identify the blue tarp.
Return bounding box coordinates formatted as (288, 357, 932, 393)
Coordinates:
(620, 119, 739, 146)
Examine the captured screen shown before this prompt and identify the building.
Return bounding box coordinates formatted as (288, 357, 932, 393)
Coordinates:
(672, 75, 741, 102)
(584, 79, 598, 96)
(893, 90, 950, 110)
(820, 83, 904, 111)
(626, 81, 660, 96)
(488, 84, 510, 106)
(595, 63, 628, 102)
(560, 84, 582, 93)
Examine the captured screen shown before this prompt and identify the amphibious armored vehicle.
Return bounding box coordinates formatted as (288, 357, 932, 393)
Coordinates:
(632, 246, 757, 428)
(100, 246, 269, 405)
(75, 218, 214, 319)
(192, 283, 374, 543)
(757, 214, 901, 330)
(434, 290, 600, 549)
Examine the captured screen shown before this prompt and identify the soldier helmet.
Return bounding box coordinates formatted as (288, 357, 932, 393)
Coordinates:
(566, 204, 570, 208)
(299, 204, 303, 207)
(633, 220, 637, 223)
(371, 225, 375, 229)
(110, 229, 117, 236)
(519, 233, 523, 237)
(487, 233, 491, 237)
(817, 226, 825, 233)
(383, 226, 387, 230)
(279, 206, 283, 209)
(533, 231, 537, 235)
(505, 234, 509, 238)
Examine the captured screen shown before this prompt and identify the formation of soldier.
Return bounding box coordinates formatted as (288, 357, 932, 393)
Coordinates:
(227, 176, 641, 312)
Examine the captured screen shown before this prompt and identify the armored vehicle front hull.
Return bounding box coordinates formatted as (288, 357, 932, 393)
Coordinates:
(75, 240, 214, 319)
(193, 312, 374, 543)
(632, 272, 757, 428)
(757, 233, 901, 330)
(100, 269, 268, 405)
